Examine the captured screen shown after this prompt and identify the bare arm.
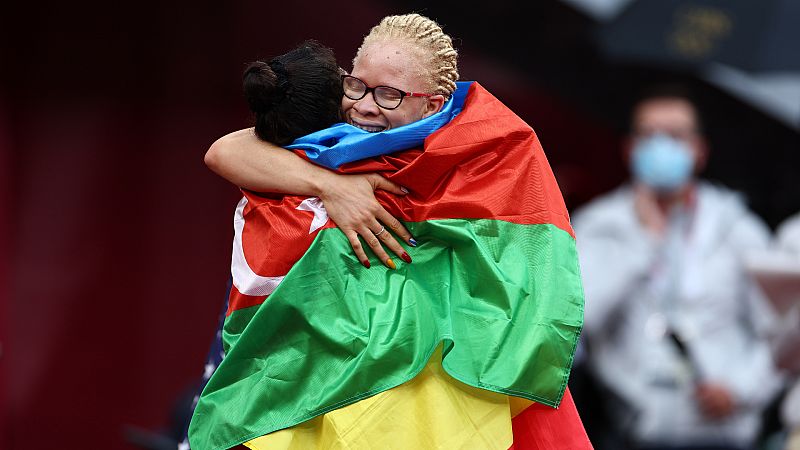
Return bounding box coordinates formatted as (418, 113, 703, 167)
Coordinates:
(205, 128, 417, 268)
(205, 128, 337, 196)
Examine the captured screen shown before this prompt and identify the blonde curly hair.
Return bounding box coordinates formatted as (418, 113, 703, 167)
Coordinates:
(355, 13, 459, 97)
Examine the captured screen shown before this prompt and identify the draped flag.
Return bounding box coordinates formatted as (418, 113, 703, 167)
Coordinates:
(189, 82, 589, 450)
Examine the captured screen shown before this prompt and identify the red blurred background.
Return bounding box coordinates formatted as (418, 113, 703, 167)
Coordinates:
(3, 1, 798, 449)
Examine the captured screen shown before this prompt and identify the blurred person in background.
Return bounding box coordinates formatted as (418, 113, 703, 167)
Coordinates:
(765, 213, 800, 450)
(571, 85, 782, 450)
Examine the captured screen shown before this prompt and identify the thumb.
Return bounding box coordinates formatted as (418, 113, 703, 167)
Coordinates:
(368, 174, 408, 195)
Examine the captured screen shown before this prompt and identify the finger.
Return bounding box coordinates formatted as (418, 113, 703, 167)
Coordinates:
(376, 208, 416, 247)
(359, 225, 395, 269)
(375, 224, 412, 264)
(345, 230, 371, 268)
(368, 173, 408, 195)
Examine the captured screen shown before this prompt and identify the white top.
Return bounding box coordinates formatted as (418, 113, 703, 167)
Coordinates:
(778, 213, 800, 255)
(572, 182, 782, 447)
(773, 213, 800, 428)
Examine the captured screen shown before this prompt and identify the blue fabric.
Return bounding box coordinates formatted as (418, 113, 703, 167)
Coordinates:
(285, 81, 472, 169)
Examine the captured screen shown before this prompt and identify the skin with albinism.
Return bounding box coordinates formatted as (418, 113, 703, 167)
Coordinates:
(204, 39, 447, 268)
(344, 40, 444, 132)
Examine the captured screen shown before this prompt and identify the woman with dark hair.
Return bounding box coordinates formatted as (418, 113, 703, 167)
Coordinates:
(208, 40, 412, 260)
(241, 40, 343, 145)
(191, 14, 588, 450)
(241, 40, 342, 144)
(177, 39, 362, 450)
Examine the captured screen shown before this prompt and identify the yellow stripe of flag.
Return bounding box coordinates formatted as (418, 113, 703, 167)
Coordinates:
(244, 346, 516, 450)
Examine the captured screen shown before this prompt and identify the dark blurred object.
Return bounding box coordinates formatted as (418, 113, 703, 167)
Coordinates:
(597, 0, 800, 131)
(123, 425, 177, 450)
(666, 329, 698, 381)
(124, 378, 201, 450)
(598, 0, 800, 72)
(570, 359, 635, 450)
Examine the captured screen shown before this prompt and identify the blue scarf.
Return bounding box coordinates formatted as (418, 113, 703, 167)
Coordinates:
(285, 81, 472, 169)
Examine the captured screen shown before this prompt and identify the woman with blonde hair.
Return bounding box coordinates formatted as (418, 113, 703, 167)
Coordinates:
(191, 14, 590, 450)
(204, 14, 461, 265)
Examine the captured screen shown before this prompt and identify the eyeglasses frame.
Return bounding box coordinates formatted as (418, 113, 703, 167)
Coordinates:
(341, 75, 433, 110)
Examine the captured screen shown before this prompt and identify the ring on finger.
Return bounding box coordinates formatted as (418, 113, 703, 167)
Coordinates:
(373, 226, 387, 237)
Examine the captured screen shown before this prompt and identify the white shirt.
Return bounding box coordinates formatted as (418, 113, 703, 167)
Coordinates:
(773, 213, 800, 429)
(572, 182, 782, 447)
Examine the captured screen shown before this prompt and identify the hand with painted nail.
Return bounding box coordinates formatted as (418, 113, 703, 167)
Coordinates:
(318, 172, 417, 268)
(204, 129, 415, 268)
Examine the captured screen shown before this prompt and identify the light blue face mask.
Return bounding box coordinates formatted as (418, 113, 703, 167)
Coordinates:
(631, 133, 694, 192)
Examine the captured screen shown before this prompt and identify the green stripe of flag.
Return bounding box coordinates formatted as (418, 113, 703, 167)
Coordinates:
(191, 219, 583, 450)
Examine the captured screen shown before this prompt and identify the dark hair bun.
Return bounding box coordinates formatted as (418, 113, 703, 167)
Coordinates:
(243, 60, 282, 113)
(242, 40, 343, 145)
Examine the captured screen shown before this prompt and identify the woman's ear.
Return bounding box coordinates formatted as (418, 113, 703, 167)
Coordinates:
(422, 94, 446, 118)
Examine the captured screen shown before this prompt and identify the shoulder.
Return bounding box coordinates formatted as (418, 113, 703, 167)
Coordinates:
(572, 186, 633, 221)
(698, 182, 770, 249)
(571, 185, 636, 233)
(776, 212, 800, 253)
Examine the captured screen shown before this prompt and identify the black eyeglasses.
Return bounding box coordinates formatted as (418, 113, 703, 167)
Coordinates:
(342, 75, 432, 110)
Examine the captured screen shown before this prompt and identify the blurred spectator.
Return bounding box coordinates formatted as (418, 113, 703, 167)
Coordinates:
(571, 86, 782, 450)
(767, 213, 800, 450)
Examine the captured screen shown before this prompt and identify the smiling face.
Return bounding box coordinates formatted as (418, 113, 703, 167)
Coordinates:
(342, 40, 445, 132)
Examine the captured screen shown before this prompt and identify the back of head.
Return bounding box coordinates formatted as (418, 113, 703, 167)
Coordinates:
(629, 83, 703, 135)
(356, 13, 459, 98)
(243, 40, 343, 145)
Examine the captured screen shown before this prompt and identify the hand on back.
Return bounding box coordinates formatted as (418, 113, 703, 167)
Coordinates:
(319, 173, 416, 269)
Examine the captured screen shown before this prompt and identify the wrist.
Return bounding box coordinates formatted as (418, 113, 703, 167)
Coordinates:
(314, 170, 340, 200)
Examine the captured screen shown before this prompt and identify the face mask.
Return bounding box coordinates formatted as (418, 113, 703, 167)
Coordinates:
(631, 133, 694, 192)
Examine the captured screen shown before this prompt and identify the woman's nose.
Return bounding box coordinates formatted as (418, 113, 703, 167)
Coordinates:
(353, 93, 380, 115)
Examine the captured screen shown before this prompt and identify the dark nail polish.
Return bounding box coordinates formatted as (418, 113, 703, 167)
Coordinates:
(400, 252, 412, 264)
(362, 259, 371, 269)
(409, 238, 418, 247)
